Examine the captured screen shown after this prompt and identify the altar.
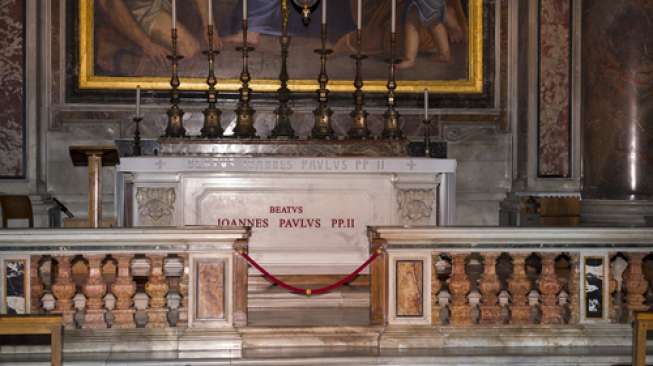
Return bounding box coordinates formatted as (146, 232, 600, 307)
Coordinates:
(117, 156, 456, 274)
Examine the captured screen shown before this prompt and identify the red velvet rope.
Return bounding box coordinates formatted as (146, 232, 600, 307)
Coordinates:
(239, 251, 381, 296)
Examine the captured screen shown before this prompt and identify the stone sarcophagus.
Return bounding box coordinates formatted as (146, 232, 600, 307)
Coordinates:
(117, 157, 456, 275)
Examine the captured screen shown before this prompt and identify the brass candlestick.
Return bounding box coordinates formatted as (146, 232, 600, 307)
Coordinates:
(311, 22, 334, 139)
(200, 25, 223, 138)
(164, 28, 186, 138)
(270, 0, 296, 139)
(348, 29, 370, 139)
(233, 19, 257, 138)
(132, 116, 142, 156)
(382, 31, 402, 139)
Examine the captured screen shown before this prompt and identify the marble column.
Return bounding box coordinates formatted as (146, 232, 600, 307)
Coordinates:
(581, 1, 653, 225)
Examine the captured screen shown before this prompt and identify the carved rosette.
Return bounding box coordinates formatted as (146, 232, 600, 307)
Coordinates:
(449, 254, 472, 326)
(52, 256, 76, 328)
(539, 254, 562, 324)
(479, 253, 501, 325)
(431, 254, 442, 325)
(568, 254, 580, 324)
(508, 254, 531, 325)
(30, 256, 44, 313)
(145, 255, 169, 328)
(82, 255, 108, 328)
(624, 253, 649, 321)
(136, 187, 176, 226)
(396, 189, 435, 225)
(111, 255, 136, 328)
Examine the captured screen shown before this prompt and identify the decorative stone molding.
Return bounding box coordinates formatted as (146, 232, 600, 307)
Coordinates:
(396, 189, 435, 225)
(136, 187, 176, 227)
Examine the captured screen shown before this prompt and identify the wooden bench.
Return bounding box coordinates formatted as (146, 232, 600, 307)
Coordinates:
(0, 315, 63, 366)
(634, 311, 653, 366)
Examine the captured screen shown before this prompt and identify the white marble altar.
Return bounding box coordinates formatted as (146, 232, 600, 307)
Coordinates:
(117, 157, 456, 274)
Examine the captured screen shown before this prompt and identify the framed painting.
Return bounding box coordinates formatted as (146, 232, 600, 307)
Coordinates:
(78, 0, 484, 93)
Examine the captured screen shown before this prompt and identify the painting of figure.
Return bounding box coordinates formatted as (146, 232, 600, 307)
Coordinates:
(80, 0, 482, 92)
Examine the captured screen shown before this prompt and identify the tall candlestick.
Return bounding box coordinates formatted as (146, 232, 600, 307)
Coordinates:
(172, 0, 177, 29)
(136, 86, 141, 118)
(322, 0, 327, 24)
(208, 0, 213, 26)
(424, 89, 429, 120)
(391, 0, 396, 33)
(357, 0, 362, 30)
(243, 0, 248, 20)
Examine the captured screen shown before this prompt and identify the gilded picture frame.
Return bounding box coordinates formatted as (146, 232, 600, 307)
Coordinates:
(78, 0, 484, 93)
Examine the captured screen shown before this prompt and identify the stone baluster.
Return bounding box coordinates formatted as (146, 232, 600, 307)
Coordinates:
(431, 255, 442, 325)
(52, 256, 76, 328)
(624, 253, 649, 321)
(479, 253, 501, 325)
(508, 254, 531, 325)
(178, 260, 189, 327)
(568, 254, 580, 324)
(111, 255, 136, 328)
(82, 255, 108, 329)
(30, 256, 44, 313)
(539, 253, 562, 324)
(610, 255, 628, 323)
(145, 255, 169, 328)
(449, 254, 472, 326)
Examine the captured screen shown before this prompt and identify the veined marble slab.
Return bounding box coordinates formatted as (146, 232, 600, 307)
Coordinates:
(118, 157, 457, 274)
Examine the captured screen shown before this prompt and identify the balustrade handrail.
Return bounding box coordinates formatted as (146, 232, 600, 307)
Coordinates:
(0, 227, 250, 253)
(369, 226, 653, 246)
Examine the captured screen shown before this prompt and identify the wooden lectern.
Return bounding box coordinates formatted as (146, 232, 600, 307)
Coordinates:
(69, 146, 119, 228)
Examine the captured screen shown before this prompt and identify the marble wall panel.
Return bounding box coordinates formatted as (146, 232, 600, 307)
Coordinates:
(4, 259, 27, 314)
(195, 260, 225, 320)
(538, 0, 572, 177)
(0, 0, 25, 178)
(396, 260, 423, 317)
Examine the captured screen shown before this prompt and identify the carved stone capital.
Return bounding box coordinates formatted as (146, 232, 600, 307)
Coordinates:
(136, 187, 176, 226)
(396, 189, 435, 224)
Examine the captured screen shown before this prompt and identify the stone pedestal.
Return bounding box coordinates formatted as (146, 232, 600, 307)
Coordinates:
(581, 1, 653, 225)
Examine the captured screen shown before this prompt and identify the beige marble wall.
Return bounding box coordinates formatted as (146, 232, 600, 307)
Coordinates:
(196, 260, 226, 320)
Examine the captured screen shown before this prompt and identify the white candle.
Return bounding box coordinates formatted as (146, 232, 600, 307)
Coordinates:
(357, 0, 362, 30)
(208, 0, 213, 26)
(243, 0, 248, 20)
(136, 86, 141, 118)
(322, 0, 327, 24)
(172, 0, 176, 29)
(424, 89, 429, 120)
(391, 0, 396, 33)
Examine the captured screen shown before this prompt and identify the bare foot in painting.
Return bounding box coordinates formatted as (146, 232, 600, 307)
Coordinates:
(333, 33, 356, 54)
(224, 31, 261, 46)
(448, 24, 464, 43)
(397, 58, 416, 69)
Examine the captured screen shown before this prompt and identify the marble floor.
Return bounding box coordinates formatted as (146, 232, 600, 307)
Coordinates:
(0, 346, 646, 365)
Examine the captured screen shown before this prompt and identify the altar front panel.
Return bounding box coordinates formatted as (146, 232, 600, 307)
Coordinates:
(183, 174, 394, 274)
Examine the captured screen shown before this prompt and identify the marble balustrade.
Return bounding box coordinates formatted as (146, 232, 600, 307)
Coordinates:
(0, 228, 250, 331)
(369, 227, 653, 329)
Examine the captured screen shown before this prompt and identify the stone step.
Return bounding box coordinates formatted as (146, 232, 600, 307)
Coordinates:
(248, 288, 369, 309)
(0, 347, 647, 366)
